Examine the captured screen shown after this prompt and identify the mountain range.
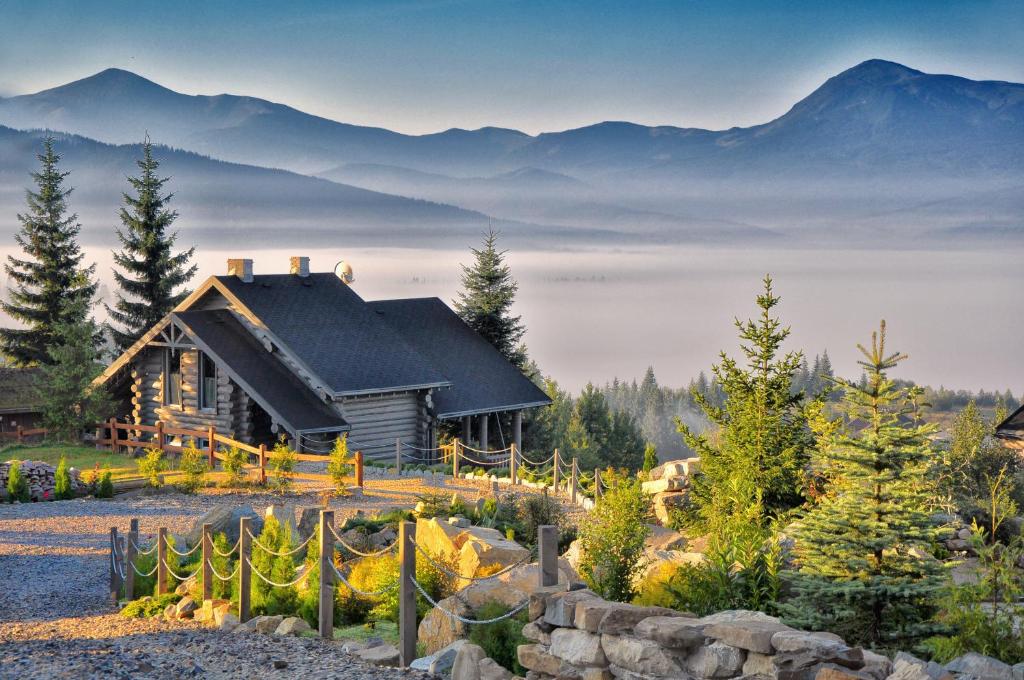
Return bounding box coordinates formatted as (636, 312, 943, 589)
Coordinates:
(0, 59, 1020, 246)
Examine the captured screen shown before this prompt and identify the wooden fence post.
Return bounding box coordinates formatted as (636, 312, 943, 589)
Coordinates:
(16, 425, 24, 444)
(354, 451, 364, 488)
(202, 523, 213, 602)
(258, 444, 267, 485)
(156, 527, 168, 595)
(395, 438, 402, 475)
(594, 468, 602, 502)
(510, 443, 518, 486)
(552, 448, 560, 493)
(570, 458, 578, 505)
(155, 421, 164, 452)
(239, 516, 252, 622)
(207, 426, 216, 468)
(125, 518, 138, 600)
(538, 525, 558, 588)
(452, 439, 461, 478)
(109, 417, 118, 453)
(109, 526, 121, 603)
(398, 521, 417, 667)
(319, 510, 334, 639)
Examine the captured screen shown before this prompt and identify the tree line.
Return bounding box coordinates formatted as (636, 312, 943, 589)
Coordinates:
(1, 136, 196, 437)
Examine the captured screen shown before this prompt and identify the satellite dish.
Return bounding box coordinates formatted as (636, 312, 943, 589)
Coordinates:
(334, 260, 354, 284)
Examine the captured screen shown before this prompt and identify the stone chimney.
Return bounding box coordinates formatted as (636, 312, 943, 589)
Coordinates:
(289, 256, 310, 278)
(227, 258, 253, 283)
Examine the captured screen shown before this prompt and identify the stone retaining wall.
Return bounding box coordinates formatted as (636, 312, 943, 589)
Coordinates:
(512, 590, 1023, 680)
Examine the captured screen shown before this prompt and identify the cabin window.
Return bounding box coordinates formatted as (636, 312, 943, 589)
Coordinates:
(164, 350, 182, 407)
(199, 352, 217, 411)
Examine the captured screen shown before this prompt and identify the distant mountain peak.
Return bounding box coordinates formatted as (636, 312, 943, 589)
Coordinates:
(31, 67, 174, 99)
(834, 59, 923, 84)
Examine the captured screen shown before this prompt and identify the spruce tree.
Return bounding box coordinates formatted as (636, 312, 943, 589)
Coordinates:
(784, 321, 943, 649)
(1, 137, 97, 365)
(38, 293, 115, 442)
(107, 140, 196, 349)
(454, 229, 526, 369)
(678, 276, 817, 536)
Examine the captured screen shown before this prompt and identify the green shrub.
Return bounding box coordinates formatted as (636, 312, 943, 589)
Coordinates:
(414, 491, 451, 519)
(468, 600, 529, 674)
(516, 491, 563, 550)
(642, 443, 658, 479)
(97, 468, 114, 498)
(6, 460, 29, 502)
(192, 531, 236, 602)
(120, 593, 181, 618)
(137, 447, 167, 487)
(178, 444, 208, 493)
(251, 515, 283, 610)
(578, 473, 650, 602)
(54, 455, 72, 500)
(926, 469, 1024, 664)
(221, 445, 249, 487)
(269, 438, 296, 494)
(327, 435, 352, 492)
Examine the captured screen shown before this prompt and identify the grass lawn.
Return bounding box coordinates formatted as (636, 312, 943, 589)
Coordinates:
(0, 443, 140, 480)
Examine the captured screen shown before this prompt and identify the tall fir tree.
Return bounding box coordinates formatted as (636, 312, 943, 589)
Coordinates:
(454, 228, 526, 369)
(1, 137, 97, 365)
(107, 139, 196, 349)
(677, 275, 817, 538)
(38, 292, 115, 442)
(784, 321, 943, 649)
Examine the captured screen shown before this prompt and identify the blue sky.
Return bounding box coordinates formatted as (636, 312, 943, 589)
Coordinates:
(0, 0, 1020, 134)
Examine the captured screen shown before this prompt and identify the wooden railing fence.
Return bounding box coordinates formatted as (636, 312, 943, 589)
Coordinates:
(94, 418, 365, 488)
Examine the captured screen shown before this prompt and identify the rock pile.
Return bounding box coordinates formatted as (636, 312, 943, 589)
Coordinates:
(643, 458, 699, 525)
(503, 592, 1024, 680)
(0, 459, 82, 501)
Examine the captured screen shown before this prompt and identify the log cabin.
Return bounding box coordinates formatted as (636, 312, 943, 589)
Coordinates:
(94, 257, 550, 459)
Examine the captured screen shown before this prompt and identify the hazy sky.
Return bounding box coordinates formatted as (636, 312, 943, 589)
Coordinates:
(1, 0, 1021, 135)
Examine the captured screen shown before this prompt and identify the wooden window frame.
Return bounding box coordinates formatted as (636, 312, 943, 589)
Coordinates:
(199, 351, 217, 413)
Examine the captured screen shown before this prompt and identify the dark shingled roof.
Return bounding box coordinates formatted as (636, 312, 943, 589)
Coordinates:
(0, 367, 42, 413)
(174, 309, 348, 433)
(996, 404, 1024, 442)
(216, 273, 450, 395)
(367, 298, 551, 418)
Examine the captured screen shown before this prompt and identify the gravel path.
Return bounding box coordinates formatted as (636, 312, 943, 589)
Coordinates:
(0, 474, 558, 678)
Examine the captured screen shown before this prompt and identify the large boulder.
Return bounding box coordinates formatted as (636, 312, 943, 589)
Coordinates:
(497, 559, 579, 593)
(945, 653, 1014, 680)
(550, 628, 607, 667)
(705, 619, 794, 654)
(645, 525, 688, 551)
(187, 505, 262, 545)
(652, 490, 688, 526)
(602, 633, 689, 677)
(419, 595, 469, 654)
(685, 640, 747, 678)
(452, 642, 488, 680)
(260, 502, 296, 539)
(416, 517, 529, 579)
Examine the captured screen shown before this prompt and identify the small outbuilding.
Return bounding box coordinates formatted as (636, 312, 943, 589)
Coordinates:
(94, 257, 550, 459)
(0, 366, 43, 434)
(995, 404, 1024, 450)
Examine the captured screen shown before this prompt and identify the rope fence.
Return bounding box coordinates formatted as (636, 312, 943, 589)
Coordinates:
(108, 514, 565, 670)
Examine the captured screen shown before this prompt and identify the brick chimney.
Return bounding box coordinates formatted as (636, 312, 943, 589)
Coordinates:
(289, 256, 310, 278)
(227, 258, 253, 283)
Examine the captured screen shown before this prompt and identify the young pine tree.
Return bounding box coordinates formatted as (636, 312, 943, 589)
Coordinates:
(1, 138, 97, 365)
(38, 295, 115, 442)
(54, 455, 72, 500)
(785, 321, 943, 649)
(454, 229, 527, 369)
(107, 140, 196, 350)
(677, 276, 817, 539)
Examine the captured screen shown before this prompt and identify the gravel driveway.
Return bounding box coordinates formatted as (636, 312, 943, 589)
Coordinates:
(0, 474, 510, 679)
